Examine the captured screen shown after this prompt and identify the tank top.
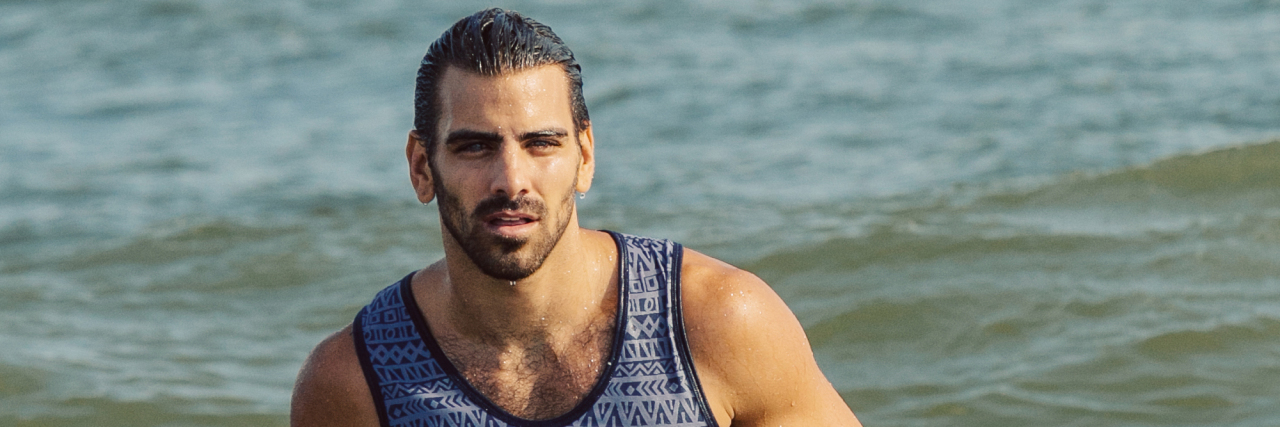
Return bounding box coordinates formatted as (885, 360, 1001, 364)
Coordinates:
(353, 231, 719, 427)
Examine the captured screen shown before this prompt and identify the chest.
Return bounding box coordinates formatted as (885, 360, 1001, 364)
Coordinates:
(437, 318, 616, 420)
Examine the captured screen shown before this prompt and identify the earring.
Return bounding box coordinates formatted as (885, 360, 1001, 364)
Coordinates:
(576, 191, 586, 200)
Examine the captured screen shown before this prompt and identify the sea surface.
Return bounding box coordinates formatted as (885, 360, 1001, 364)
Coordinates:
(3, 0, 1280, 425)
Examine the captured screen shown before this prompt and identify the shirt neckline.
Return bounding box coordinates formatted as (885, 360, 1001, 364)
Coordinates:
(398, 230, 630, 425)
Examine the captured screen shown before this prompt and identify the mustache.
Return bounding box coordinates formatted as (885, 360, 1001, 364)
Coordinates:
(472, 194, 545, 218)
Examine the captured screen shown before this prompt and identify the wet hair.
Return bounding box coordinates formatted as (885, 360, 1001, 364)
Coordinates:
(413, 8, 589, 156)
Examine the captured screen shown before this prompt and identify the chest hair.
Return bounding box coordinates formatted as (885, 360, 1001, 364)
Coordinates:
(435, 313, 617, 420)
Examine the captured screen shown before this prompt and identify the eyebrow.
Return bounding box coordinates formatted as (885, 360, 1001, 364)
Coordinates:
(444, 130, 502, 146)
(443, 128, 571, 145)
(519, 129, 570, 140)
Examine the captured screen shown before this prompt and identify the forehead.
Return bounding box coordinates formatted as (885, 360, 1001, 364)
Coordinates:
(435, 65, 573, 136)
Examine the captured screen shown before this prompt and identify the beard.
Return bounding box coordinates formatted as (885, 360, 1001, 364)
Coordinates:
(434, 179, 576, 281)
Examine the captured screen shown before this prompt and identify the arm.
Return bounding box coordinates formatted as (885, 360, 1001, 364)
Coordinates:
(681, 249, 861, 427)
(290, 325, 381, 427)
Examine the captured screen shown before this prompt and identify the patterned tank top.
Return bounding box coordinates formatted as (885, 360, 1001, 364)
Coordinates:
(353, 232, 719, 427)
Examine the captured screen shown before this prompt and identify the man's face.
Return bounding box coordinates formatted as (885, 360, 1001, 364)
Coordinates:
(427, 65, 587, 281)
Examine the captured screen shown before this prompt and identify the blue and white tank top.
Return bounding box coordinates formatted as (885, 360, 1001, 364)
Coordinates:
(353, 231, 718, 427)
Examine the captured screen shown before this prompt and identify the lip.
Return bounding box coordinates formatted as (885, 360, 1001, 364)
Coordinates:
(481, 210, 539, 237)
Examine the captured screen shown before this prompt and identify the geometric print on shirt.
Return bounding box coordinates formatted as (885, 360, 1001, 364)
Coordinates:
(353, 231, 719, 427)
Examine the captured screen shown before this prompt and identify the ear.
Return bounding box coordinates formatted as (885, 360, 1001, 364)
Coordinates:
(575, 123, 596, 194)
(406, 131, 436, 204)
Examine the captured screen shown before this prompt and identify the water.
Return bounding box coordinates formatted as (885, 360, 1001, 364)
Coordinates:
(2, 0, 1279, 425)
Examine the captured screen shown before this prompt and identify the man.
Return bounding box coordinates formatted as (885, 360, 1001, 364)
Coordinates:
(292, 8, 860, 427)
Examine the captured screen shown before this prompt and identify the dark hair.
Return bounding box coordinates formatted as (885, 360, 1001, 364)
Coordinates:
(413, 8, 589, 155)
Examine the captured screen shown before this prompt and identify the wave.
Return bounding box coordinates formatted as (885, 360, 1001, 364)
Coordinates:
(1135, 317, 1280, 359)
(772, 141, 1280, 425)
(748, 139, 1280, 278)
(978, 139, 1280, 207)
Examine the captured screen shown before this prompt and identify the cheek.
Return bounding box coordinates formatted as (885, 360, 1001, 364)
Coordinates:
(432, 167, 485, 208)
(439, 162, 489, 188)
(539, 157, 580, 190)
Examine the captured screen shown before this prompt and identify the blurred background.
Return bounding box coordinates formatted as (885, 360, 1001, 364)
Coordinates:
(3, 0, 1280, 425)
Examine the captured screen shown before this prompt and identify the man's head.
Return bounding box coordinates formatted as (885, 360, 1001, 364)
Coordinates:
(413, 8, 589, 161)
(406, 9, 596, 282)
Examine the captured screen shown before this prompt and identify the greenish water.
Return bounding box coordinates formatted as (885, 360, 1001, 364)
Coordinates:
(3, 0, 1280, 425)
(762, 141, 1280, 426)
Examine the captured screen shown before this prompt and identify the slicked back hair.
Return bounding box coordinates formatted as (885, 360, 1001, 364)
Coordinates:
(413, 8, 589, 158)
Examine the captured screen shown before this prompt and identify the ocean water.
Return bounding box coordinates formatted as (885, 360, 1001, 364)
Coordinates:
(2, 0, 1280, 425)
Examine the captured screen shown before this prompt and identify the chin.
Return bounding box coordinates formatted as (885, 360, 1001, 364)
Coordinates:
(475, 256, 541, 281)
(455, 227, 559, 281)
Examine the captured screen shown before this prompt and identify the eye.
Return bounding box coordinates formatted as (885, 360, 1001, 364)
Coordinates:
(456, 142, 490, 154)
(527, 139, 560, 150)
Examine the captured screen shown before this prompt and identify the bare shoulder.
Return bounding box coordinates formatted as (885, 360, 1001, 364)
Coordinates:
(290, 324, 380, 427)
(679, 248, 861, 427)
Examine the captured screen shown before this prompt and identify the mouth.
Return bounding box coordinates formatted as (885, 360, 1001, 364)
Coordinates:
(482, 210, 539, 236)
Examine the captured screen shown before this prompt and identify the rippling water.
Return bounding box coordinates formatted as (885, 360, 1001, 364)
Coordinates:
(3, 0, 1280, 425)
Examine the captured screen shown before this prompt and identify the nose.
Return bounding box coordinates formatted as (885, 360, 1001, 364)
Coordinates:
(488, 141, 531, 198)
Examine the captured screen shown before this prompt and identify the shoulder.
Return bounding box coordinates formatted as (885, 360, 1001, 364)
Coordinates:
(678, 250, 790, 356)
(679, 248, 861, 426)
(678, 248, 805, 364)
(677, 249, 805, 391)
(290, 324, 380, 427)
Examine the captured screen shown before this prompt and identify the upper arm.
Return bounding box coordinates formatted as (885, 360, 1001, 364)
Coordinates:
(681, 249, 861, 427)
(291, 325, 381, 427)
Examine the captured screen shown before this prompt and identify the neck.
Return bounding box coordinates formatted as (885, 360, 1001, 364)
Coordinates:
(428, 225, 618, 346)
